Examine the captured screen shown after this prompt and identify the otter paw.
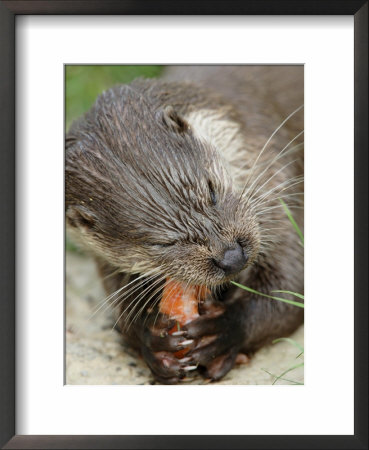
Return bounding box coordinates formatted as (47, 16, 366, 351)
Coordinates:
(203, 350, 239, 381)
(141, 348, 184, 384)
(183, 301, 246, 380)
(141, 315, 196, 383)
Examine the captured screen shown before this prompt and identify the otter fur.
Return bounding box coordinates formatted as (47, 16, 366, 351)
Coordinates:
(66, 66, 304, 384)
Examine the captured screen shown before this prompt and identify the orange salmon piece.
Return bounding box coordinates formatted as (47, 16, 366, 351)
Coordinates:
(160, 280, 200, 324)
(160, 279, 209, 358)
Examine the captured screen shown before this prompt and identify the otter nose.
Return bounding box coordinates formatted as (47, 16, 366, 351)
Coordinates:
(214, 243, 248, 275)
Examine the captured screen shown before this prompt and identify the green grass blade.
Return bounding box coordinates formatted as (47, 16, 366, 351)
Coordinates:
(231, 281, 304, 308)
(272, 362, 304, 385)
(279, 198, 304, 246)
(272, 337, 304, 353)
(271, 290, 304, 300)
(261, 369, 304, 385)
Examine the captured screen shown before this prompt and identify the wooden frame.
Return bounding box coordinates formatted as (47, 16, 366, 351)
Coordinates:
(0, 1, 367, 448)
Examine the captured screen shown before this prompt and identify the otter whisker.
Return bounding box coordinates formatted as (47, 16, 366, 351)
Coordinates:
(151, 273, 181, 328)
(110, 269, 165, 312)
(109, 271, 164, 322)
(234, 106, 304, 186)
(100, 266, 126, 282)
(129, 277, 170, 329)
(253, 192, 304, 214)
(241, 131, 304, 203)
(142, 294, 164, 329)
(124, 272, 168, 321)
(251, 142, 304, 172)
(234, 131, 303, 193)
(255, 179, 304, 209)
(88, 278, 142, 320)
(104, 276, 161, 323)
(236, 104, 304, 203)
(245, 159, 300, 207)
(255, 204, 304, 220)
(89, 285, 127, 320)
(258, 227, 286, 234)
(114, 277, 165, 333)
(90, 268, 163, 320)
(259, 192, 304, 210)
(256, 203, 303, 218)
(121, 274, 167, 330)
(250, 175, 304, 209)
(95, 268, 160, 307)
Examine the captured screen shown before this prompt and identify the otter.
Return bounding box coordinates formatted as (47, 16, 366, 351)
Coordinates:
(66, 66, 304, 384)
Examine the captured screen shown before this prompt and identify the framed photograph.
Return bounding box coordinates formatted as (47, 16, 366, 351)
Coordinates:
(64, 63, 305, 388)
(1, 1, 367, 449)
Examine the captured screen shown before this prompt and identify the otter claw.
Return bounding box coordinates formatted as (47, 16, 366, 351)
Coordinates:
(179, 339, 194, 347)
(171, 330, 187, 336)
(183, 365, 198, 371)
(178, 356, 192, 363)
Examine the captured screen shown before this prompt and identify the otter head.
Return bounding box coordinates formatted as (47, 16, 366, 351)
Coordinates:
(66, 83, 260, 288)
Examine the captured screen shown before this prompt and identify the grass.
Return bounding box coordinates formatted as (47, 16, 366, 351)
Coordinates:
(262, 338, 304, 385)
(65, 238, 83, 254)
(271, 290, 304, 300)
(231, 281, 304, 308)
(279, 198, 304, 246)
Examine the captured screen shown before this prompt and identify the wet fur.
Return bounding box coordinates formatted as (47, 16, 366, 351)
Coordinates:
(66, 66, 304, 383)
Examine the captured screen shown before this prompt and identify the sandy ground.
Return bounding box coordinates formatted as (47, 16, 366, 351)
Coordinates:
(66, 251, 304, 385)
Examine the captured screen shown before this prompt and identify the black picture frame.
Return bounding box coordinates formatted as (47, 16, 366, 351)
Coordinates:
(0, 1, 367, 449)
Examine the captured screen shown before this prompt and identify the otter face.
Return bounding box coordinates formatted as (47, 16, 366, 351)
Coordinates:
(66, 84, 260, 288)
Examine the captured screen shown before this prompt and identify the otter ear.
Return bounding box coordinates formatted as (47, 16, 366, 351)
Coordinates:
(158, 105, 189, 133)
(66, 205, 96, 230)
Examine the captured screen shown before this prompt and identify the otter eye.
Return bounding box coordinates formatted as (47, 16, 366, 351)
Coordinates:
(208, 180, 217, 205)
